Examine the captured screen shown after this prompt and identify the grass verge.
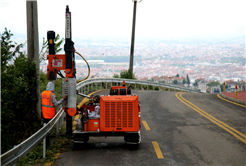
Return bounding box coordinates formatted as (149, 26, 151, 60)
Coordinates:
(17, 126, 71, 166)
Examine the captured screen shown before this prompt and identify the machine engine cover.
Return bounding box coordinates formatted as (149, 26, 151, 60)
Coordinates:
(100, 95, 139, 132)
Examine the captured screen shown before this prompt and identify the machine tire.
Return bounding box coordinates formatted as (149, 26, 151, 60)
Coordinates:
(128, 144, 139, 150)
(83, 135, 89, 143)
(124, 135, 128, 142)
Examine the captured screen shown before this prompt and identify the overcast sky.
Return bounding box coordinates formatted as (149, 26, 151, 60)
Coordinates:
(1, 0, 245, 44)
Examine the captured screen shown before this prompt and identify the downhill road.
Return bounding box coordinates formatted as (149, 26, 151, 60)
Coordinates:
(53, 90, 246, 166)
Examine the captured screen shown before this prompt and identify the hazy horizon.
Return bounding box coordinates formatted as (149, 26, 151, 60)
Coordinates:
(1, 0, 245, 45)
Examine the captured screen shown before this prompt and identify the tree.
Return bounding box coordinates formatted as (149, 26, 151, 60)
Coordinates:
(182, 78, 187, 84)
(207, 81, 220, 87)
(173, 79, 178, 84)
(113, 73, 120, 78)
(120, 69, 136, 79)
(1, 28, 41, 153)
(187, 75, 190, 86)
(176, 74, 179, 77)
(193, 80, 198, 86)
(39, 34, 64, 63)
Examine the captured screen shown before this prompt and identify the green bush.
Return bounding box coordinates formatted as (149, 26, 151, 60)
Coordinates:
(154, 86, 159, 91)
(120, 69, 136, 79)
(1, 28, 41, 153)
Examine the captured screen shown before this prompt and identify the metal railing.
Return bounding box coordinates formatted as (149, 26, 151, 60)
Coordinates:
(1, 78, 201, 166)
(76, 78, 202, 93)
(1, 108, 64, 166)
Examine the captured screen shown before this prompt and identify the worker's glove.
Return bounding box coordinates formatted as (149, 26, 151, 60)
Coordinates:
(63, 95, 68, 100)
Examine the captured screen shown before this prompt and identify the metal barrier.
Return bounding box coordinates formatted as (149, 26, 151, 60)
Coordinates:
(1, 78, 201, 166)
(76, 78, 202, 93)
(1, 108, 64, 166)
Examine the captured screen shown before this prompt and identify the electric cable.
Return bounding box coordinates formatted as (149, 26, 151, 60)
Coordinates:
(75, 51, 90, 83)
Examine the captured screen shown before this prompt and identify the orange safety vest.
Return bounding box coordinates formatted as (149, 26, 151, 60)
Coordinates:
(41, 90, 56, 119)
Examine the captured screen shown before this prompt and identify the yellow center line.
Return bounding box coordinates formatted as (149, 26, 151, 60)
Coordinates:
(175, 92, 246, 144)
(180, 93, 246, 139)
(142, 121, 150, 130)
(138, 91, 142, 92)
(152, 141, 164, 159)
(217, 94, 246, 108)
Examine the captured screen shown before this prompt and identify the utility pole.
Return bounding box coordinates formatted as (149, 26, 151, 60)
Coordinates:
(129, 0, 139, 74)
(26, 0, 41, 118)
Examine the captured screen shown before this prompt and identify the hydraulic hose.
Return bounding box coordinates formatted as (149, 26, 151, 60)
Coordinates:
(75, 51, 90, 83)
(77, 98, 90, 109)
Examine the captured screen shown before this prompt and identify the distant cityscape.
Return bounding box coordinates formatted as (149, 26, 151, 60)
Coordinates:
(39, 36, 245, 91)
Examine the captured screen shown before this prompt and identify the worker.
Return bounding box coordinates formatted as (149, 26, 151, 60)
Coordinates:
(41, 81, 67, 121)
(41, 81, 67, 147)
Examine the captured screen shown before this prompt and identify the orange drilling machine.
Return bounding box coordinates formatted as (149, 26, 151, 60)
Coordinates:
(46, 5, 141, 148)
(75, 81, 141, 149)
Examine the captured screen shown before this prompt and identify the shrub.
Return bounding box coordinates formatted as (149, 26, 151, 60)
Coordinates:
(1, 28, 41, 153)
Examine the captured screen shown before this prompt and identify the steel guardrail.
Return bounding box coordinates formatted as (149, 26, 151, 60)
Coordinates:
(1, 108, 64, 166)
(76, 78, 202, 93)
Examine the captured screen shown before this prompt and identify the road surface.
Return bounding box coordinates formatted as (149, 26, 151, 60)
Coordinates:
(53, 90, 246, 166)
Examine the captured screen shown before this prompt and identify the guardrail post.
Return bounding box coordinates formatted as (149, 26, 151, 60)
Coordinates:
(92, 83, 93, 91)
(13, 145, 17, 166)
(141, 85, 143, 90)
(43, 123, 46, 158)
(153, 86, 154, 91)
(51, 128, 53, 146)
(106, 82, 107, 89)
(61, 112, 64, 127)
(56, 120, 59, 136)
(96, 83, 97, 90)
(135, 84, 136, 89)
(56, 109, 59, 136)
(111, 82, 112, 88)
(101, 82, 102, 90)
(59, 114, 62, 129)
(147, 85, 148, 91)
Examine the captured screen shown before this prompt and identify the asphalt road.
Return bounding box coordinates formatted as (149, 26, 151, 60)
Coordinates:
(53, 90, 246, 166)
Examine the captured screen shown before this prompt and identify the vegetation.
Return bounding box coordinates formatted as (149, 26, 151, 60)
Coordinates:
(193, 80, 198, 86)
(182, 78, 187, 84)
(173, 79, 178, 84)
(186, 75, 190, 86)
(18, 128, 69, 166)
(113, 73, 120, 78)
(1, 28, 41, 153)
(114, 69, 136, 79)
(1, 28, 64, 154)
(207, 81, 220, 87)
